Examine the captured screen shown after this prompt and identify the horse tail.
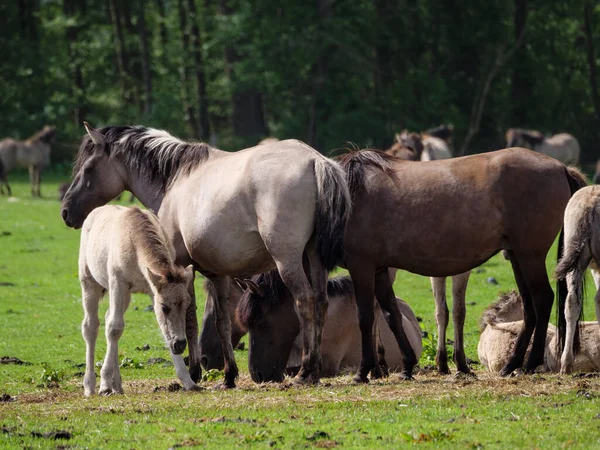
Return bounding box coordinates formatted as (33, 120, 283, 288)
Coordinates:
(556, 166, 589, 353)
(313, 158, 352, 271)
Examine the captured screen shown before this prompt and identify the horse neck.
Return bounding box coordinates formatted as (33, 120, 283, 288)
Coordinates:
(126, 172, 165, 213)
(130, 215, 175, 276)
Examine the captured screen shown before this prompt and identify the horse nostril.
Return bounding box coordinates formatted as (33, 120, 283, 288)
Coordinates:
(173, 339, 187, 355)
(61, 209, 68, 221)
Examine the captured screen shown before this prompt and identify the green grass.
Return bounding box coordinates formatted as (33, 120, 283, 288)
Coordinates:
(1, 171, 600, 448)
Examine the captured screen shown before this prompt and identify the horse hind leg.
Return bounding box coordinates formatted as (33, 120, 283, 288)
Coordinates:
(81, 276, 103, 396)
(208, 276, 238, 388)
(99, 279, 130, 395)
(374, 269, 418, 380)
(500, 253, 537, 376)
(561, 267, 586, 374)
(451, 271, 473, 375)
(431, 277, 450, 374)
(306, 240, 328, 383)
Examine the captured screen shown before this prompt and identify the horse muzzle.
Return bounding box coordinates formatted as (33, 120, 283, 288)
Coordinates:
(171, 339, 187, 355)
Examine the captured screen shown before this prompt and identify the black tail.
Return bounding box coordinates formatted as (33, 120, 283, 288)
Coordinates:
(313, 158, 352, 271)
(556, 166, 588, 353)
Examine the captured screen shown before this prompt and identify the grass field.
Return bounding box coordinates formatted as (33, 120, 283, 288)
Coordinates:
(1, 170, 600, 448)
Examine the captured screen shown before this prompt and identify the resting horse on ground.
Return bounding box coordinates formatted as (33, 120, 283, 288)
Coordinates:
(78, 205, 194, 395)
(0, 125, 55, 196)
(554, 185, 600, 374)
(61, 123, 351, 387)
(336, 148, 586, 383)
(505, 128, 580, 166)
(478, 290, 600, 373)
(234, 271, 422, 382)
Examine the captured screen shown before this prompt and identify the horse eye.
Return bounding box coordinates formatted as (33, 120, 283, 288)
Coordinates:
(85, 180, 91, 189)
(161, 304, 171, 314)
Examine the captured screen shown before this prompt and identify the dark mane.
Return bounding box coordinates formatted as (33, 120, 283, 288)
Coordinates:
(237, 270, 356, 330)
(515, 128, 545, 145)
(335, 150, 396, 197)
(73, 126, 212, 192)
(424, 124, 453, 142)
(479, 290, 522, 331)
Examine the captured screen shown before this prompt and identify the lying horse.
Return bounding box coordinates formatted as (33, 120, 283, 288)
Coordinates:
(336, 149, 586, 383)
(554, 185, 600, 374)
(505, 128, 580, 166)
(61, 123, 350, 387)
(235, 271, 422, 382)
(0, 125, 55, 197)
(479, 290, 600, 373)
(78, 205, 194, 396)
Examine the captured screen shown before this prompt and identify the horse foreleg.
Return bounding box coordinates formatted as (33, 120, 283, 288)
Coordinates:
(99, 280, 130, 395)
(431, 277, 450, 374)
(348, 263, 376, 383)
(375, 269, 417, 380)
(184, 275, 201, 385)
(452, 271, 472, 374)
(209, 276, 238, 388)
(501, 253, 536, 376)
(561, 268, 585, 374)
(81, 276, 103, 397)
(28, 165, 37, 197)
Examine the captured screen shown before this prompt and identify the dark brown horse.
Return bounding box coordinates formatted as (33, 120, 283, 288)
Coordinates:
(336, 148, 586, 382)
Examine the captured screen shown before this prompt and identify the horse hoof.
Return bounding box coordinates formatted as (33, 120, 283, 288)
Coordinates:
(399, 372, 414, 381)
(189, 365, 201, 384)
(184, 384, 203, 392)
(352, 374, 369, 384)
(438, 367, 451, 376)
(295, 373, 320, 385)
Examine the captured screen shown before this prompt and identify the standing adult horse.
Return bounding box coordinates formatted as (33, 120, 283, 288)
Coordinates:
(505, 128, 580, 166)
(61, 123, 351, 387)
(336, 148, 586, 382)
(0, 125, 55, 197)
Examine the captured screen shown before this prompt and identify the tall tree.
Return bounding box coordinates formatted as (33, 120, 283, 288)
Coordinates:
(177, 0, 199, 136)
(64, 0, 87, 126)
(138, 0, 152, 115)
(584, 0, 600, 125)
(108, 0, 133, 104)
(187, 0, 211, 140)
(509, 0, 530, 126)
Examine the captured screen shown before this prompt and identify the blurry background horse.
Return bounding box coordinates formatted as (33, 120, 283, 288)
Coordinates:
(505, 128, 580, 166)
(0, 125, 55, 197)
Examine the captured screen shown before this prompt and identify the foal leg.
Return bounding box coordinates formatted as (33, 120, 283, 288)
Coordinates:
(561, 267, 586, 374)
(184, 273, 201, 385)
(99, 279, 130, 395)
(208, 276, 238, 388)
(347, 263, 376, 383)
(81, 276, 103, 397)
(374, 269, 417, 380)
(431, 277, 450, 374)
(500, 253, 536, 376)
(452, 271, 472, 374)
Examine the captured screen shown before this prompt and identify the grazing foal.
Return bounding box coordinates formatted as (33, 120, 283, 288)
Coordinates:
(0, 125, 55, 197)
(79, 205, 194, 396)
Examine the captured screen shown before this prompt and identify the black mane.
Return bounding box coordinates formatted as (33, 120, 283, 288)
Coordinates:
(335, 149, 397, 197)
(73, 126, 212, 192)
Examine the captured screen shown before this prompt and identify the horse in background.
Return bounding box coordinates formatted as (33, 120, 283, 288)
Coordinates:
(78, 205, 195, 396)
(395, 129, 452, 161)
(505, 128, 580, 166)
(593, 160, 600, 185)
(554, 185, 600, 374)
(234, 271, 422, 382)
(0, 125, 55, 197)
(385, 132, 423, 161)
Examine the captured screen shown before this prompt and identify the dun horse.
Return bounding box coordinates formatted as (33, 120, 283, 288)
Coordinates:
(395, 130, 452, 161)
(0, 125, 55, 197)
(234, 271, 422, 382)
(336, 148, 586, 383)
(78, 205, 194, 396)
(61, 123, 350, 387)
(505, 128, 580, 166)
(554, 185, 600, 374)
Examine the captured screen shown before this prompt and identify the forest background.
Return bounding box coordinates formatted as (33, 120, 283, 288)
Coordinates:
(2, 0, 600, 165)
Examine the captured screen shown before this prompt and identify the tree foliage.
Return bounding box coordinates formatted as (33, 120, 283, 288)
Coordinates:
(1, 0, 599, 163)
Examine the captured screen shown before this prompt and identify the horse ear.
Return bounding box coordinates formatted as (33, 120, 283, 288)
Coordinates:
(234, 278, 248, 291)
(147, 268, 165, 290)
(245, 279, 265, 297)
(83, 121, 106, 148)
(184, 265, 194, 286)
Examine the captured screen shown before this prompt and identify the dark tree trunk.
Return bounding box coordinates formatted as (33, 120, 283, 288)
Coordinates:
(154, 0, 169, 64)
(63, 0, 87, 126)
(17, 0, 39, 41)
(187, 0, 211, 140)
(108, 0, 132, 103)
(510, 0, 530, 126)
(177, 0, 199, 136)
(218, 0, 268, 141)
(584, 0, 600, 125)
(138, 0, 152, 115)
